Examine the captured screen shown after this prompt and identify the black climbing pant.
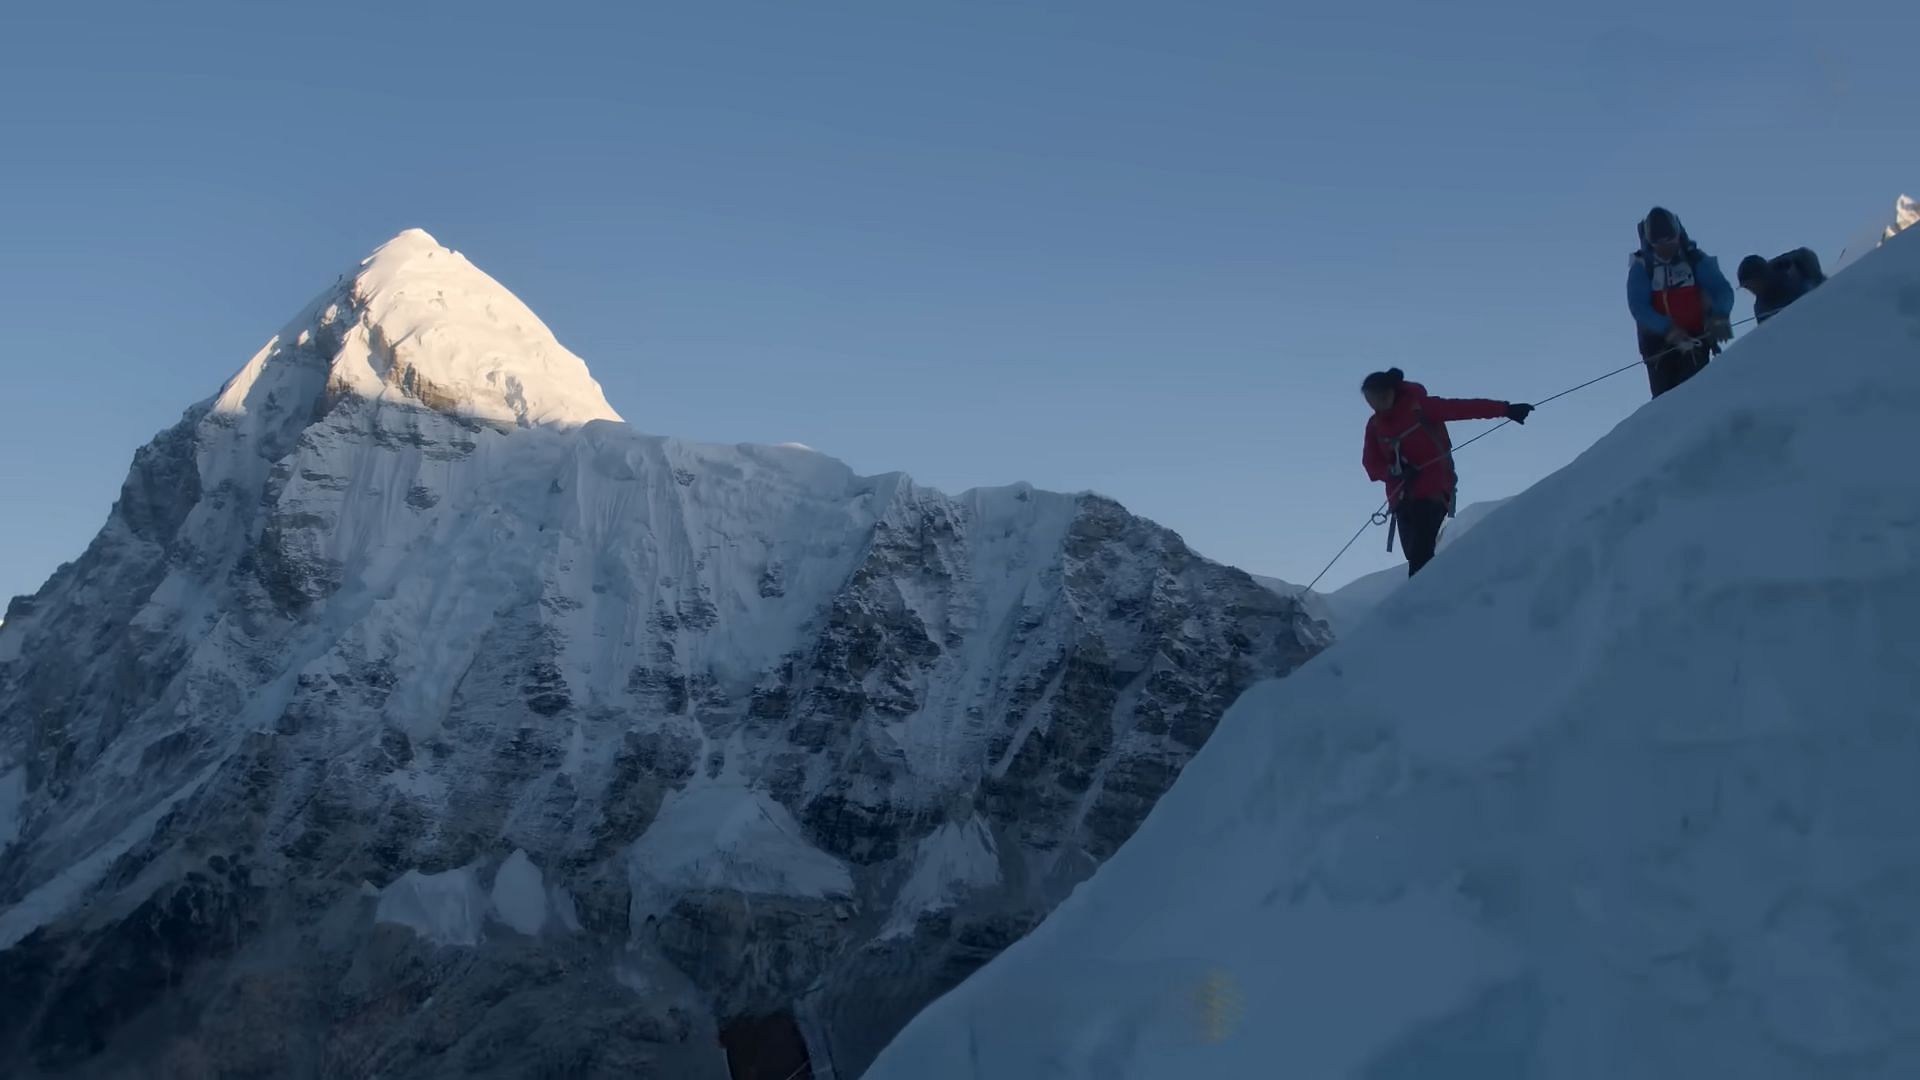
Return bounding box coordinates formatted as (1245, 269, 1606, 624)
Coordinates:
(1396, 498, 1449, 577)
(1639, 328, 1715, 399)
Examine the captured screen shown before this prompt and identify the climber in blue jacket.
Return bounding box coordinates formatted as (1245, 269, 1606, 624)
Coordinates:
(1626, 207, 1737, 398)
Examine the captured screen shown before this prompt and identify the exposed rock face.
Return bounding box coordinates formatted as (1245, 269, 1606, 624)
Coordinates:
(0, 230, 1329, 1078)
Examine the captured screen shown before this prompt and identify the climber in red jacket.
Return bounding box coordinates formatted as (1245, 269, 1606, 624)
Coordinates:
(1361, 368, 1533, 577)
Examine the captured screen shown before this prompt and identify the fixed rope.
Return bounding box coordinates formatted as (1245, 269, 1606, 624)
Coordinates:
(1296, 315, 1760, 595)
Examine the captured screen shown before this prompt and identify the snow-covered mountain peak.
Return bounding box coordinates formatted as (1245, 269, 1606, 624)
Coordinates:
(210, 227, 620, 434)
(1890, 193, 1917, 240)
(364, 225, 444, 258)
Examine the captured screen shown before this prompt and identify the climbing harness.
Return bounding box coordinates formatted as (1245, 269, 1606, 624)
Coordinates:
(1298, 314, 1760, 594)
(1378, 419, 1424, 553)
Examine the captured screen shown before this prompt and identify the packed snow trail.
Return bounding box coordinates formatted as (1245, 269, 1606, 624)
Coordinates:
(866, 229, 1920, 1079)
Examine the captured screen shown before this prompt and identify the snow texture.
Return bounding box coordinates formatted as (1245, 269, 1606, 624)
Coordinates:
(883, 815, 1001, 939)
(627, 785, 854, 914)
(211, 227, 619, 435)
(376, 865, 489, 947)
(489, 849, 549, 936)
(868, 230, 1920, 1078)
(549, 883, 583, 933)
(1275, 498, 1513, 634)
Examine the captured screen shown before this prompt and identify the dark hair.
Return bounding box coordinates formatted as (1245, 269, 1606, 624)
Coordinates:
(1737, 254, 1768, 283)
(1361, 368, 1405, 395)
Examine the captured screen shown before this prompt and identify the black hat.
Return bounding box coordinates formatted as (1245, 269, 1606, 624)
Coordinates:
(1737, 254, 1769, 284)
(1642, 207, 1680, 244)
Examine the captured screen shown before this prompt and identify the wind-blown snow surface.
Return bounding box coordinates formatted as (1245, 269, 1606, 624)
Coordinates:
(0, 230, 1324, 1077)
(868, 233, 1920, 1078)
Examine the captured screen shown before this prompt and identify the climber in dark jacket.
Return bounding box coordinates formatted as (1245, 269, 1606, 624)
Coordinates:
(1361, 368, 1533, 577)
(1627, 207, 1736, 399)
(1738, 249, 1825, 324)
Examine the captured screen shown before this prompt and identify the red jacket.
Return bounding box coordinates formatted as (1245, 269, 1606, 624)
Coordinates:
(1362, 382, 1509, 507)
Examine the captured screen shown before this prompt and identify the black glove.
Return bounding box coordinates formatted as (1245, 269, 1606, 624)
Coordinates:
(1505, 403, 1534, 425)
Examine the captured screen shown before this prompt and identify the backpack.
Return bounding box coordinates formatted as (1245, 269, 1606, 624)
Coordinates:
(1380, 398, 1459, 518)
(1778, 247, 1826, 286)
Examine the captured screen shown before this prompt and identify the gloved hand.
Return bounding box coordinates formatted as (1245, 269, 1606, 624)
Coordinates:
(1505, 403, 1534, 425)
(1705, 313, 1733, 343)
(1664, 324, 1697, 348)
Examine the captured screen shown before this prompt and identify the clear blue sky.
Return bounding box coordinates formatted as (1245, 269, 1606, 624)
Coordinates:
(1, 1, 1911, 604)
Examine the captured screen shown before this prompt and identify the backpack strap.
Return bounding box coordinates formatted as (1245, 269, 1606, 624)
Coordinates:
(1411, 403, 1458, 517)
(1381, 422, 1418, 475)
(1383, 406, 1459, 518)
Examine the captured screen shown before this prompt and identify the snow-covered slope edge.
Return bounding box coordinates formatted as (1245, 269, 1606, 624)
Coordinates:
(1250, 574, 1332, 626)
(0, 231, 1327, 1078)
(1291, 497, 1513, 634)
(867, 232, 1920, 1078)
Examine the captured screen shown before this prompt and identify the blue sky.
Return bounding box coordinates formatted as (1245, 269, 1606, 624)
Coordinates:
(1, 1, 1912, 604)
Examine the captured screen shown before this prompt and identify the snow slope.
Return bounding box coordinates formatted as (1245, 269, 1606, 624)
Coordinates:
(627, 784, 856, 907)
(866, 231, 1920, 1078)
(1275, 498, 1512, 634)
(883, 814, 1001, 940)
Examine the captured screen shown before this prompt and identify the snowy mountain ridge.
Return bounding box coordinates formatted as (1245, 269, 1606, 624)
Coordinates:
(0, 230, 1325, 1077)
(868, 225, 1920, 1078)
